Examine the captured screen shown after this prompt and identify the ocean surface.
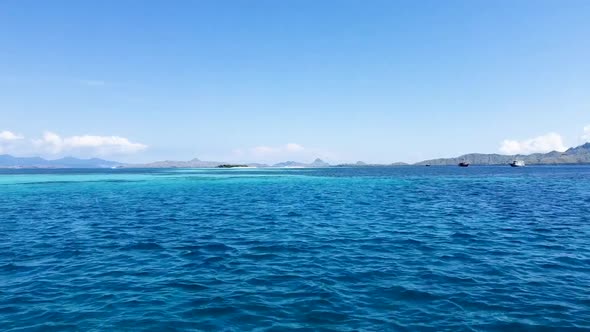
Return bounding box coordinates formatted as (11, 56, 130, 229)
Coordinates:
(1, 166, 589, 331)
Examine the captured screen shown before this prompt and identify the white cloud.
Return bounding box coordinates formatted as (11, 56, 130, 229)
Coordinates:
(32, 131, 147, 156)
(229, 142, 337, 164)
(0, 130, 23, 141)
(250, 143, 306, 157)
(499, 132, 566, 155)
(252, 145, 277, 155)
(285, 143, 304, 152)
(582, 125, 590, 142)
(0, 131, 24, 154)
(231, 143, 321, 163)
(247, 143, 304, 155)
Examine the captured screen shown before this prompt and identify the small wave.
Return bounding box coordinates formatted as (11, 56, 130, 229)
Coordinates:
(166, 282, 209, 291)
(123, 242, 164, 250)
(381, 285, 441, 301)
(2, 166, 590, 330)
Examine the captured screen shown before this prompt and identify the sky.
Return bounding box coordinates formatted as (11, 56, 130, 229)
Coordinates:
(1, 0, 589, 164)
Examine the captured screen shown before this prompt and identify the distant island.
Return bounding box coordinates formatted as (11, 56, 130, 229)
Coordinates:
(121, 157, 331, 169)
(414, 143, 590, 166)
(0, 155, 120, 168)
(1, 143, 590, 169)
(336, 161, 410, 167)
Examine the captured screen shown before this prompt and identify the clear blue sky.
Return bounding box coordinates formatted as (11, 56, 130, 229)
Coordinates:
(1, 0, 589, 163)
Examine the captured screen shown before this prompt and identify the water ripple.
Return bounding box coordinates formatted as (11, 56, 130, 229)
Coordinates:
(1, 166, 589, 330)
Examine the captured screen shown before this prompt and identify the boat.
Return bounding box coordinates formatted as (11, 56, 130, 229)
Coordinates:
(458, 162, 469, 167)
(509, 160, 525, 167)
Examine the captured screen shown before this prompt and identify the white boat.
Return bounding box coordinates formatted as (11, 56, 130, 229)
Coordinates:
(510, 160, 525, 167)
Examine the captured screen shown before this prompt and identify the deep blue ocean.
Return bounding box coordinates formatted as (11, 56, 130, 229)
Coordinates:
(1, 166, 589, 331)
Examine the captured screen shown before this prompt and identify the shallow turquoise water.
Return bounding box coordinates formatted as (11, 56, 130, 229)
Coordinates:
(1, 167, 589, 331)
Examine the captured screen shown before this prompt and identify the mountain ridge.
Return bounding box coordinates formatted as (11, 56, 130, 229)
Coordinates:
(0, 155, 120, 168)
(1, 143, 590, 168)
(271, 158, 330, 168)
(414, 142, 590, 165)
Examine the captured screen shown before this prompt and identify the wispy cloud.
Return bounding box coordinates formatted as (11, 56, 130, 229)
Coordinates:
(1, 129, 147, 157)
(231, 143, 332, 163)
(499, 132, 566, 155)
(248, 143, 305, 156)
(0, 130, 23, 141)
(0, 130, 24, 154)
(32, 132, 147, 156)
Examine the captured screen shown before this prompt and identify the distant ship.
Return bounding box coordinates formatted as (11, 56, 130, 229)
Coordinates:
(510, 160, 525, 167)
(458, 162, 470, 167)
